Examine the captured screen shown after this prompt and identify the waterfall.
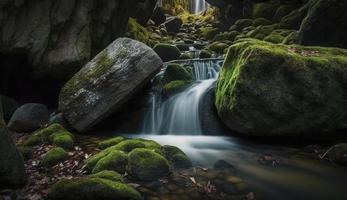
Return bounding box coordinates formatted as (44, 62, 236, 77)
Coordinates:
(191, 0, 209, 14)
(142, 60, 222, 135)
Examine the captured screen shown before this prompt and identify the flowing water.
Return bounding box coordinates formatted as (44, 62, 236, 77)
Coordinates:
(191, 0, 209, 14)
(138, 45, 347, 200)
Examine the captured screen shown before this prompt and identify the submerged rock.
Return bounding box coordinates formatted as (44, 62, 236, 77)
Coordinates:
(59, 38, 163, 132)
(8, 103, 49, 133)
(215, 39, 347, 137)
(47, 177, 142, 200)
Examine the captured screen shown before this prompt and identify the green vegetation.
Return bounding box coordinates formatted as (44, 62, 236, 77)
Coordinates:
(160, 145, 192, 169)
(92, 151, 128, 174)
(163, 63, 192, 84)
(98, 137, 124, 150)
(42, 147, 68, 167)
(90, 170, 124, 182)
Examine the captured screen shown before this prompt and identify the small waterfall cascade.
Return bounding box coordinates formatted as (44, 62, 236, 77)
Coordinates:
(191, 0, 209, 14)
(142, 59, 222, 135)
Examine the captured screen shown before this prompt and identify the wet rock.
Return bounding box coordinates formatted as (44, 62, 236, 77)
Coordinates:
(164, 17, 183, 33)
(59, 38, 163, 132)
(8, 103, 49, 133)
(160, 145, 192, 169)
(128, 148, 171, 181)
(215, 39, 347, 136)
(153, 43, 182, 62)
(47, 177, 142, 200)
(0, 127, 27, 189)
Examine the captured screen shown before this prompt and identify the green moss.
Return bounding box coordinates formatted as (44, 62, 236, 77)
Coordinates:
(199, 27, 220, 40)
(98, 137, 124, 150)
(178, 53, 192, 60)
(92, 150, 128, 174)
(160, 145, 192, 169)
(252, 3, 278, 20)
(50, 131, 75, 150)
(47, 178, 142, 200)
(215, 39, 347, 135)
(253, 18, 272, 26)
(127, 148, 170, 181)
(153, 43, 181, 62)
(207, 42, 229, 54)
(23, 124, 66, 147)
(163, 63, 192, 84)
(282, 31, 300, 45)
(126, 18, 150, 45)
(264, 34, 285, 44)
(90, 170, 124, 182)
(235, 19, 253, 30)
(42, 147, 68, 167)
(200, 49, 212, 58)
(163, 80, 191, 95)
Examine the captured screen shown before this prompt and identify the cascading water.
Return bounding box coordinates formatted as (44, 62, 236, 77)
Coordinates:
(142, 60, 222, 135)
(191, 0, 209, 14)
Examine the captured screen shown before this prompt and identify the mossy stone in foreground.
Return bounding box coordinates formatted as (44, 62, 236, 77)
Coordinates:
(92, 150, 128, 174)
(216, 39, 347, 136)
(50, 131, 75, 149)
(47, 178, 141, 200)
(42, 147, 68, 167)
(98, 136, 124, 150)
(90, 170, 123, 182)
(23, 123, 66, 147)
(153, 43, 181, 62)
(160, 145, 192, 169)
(200, 49, 212, 58)
(128, 148, 170, 181)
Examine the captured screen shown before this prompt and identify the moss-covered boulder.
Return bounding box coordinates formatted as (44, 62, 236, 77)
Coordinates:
(179, 53, 193, 60)
(153, 43, 181, 62)
(163, 80, 191, 96)
(160, 145, 192, 169)
(126, 18, 150, 45)
(98, 137, 125, 150)
(90, 170, 124, 182)
(163, 63, 192, 84)
(327, 143, 347, 165)
(92, 150, 128, 174)
(47, 178, 142, 200)
(50, 131, 75, 149)
(200, 49, 213, 58)
(216, 39, 347, 137)
(253, 18, 272, 26)
(42, 147, 68, 167)
(264, 33, 285, 44)
(199, 27, 220, 40)
(128, 148, 170, 181)
(207, 42, 229, 54)
(59, 38, 163, 132)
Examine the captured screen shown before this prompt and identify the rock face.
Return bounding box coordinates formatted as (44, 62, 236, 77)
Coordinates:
(0, 0, 140, 80)
(0, 100, 27, 189)
(299, 0, 347, 49)
(8, 103, 49, 133)
(59, 38, 163, 132)
(215, 39, 347, 136)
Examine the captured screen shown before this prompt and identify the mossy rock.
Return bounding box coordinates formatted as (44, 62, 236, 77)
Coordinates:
(23, 124, 66, 147)
(327, 143, 347, 165)
(215, 39, 347, 136)
(98, 137, 125, 150)
(92, 150, 128, 174)
(253, 18, 272, 26)
(42, 147, 68, 167)
(47, 178, 142, 200)
(90, 170, 124, 182)
(199, 50, 212, 58)
(160, 145, 192, 169)
(264, 33, 285, 44)
(127, 148, 170, 181)
(175, 44, 190, 51)
(282, 31, 299, 45)
(163, 80, 191, 96)
(50, 131, 75, 150)
(153, 43, 181, 62)
(199, 27, 220, 40)
(234, 19, 253, 30)
(178, 53, 192, 60)
(86, 139, 161, 172)
(252, 3, 278, 20)
(207, 42, 229, 54)
(163, 63, 192, 84)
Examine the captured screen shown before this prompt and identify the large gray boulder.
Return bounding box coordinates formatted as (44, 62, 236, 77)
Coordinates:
(8, 103, 49, 133)
(215, 39, 347, 137)
(59, 38, 163, 132)
(0, 99, 27, 189)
